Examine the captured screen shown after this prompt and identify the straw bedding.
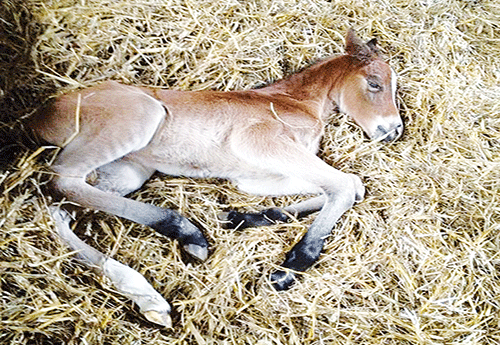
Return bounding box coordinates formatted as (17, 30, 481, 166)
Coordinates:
(1, 0, 499, 344)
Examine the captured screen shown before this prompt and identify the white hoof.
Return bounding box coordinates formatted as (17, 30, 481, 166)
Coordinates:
(102, 258, 172, 326)
(144, 309, 172, 328)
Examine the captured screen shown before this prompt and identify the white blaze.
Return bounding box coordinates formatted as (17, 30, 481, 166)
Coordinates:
(391, 68, 398, 108)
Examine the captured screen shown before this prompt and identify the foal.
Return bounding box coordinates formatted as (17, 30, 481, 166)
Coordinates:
(29, 29, 402, 326)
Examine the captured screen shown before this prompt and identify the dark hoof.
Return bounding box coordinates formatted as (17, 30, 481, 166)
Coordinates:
(262, 208, 289, 223)
(223, 210, 246, 229)
(183, 243, 208, 261)
(222, 208, 289, 230)
(270, 269, 297, 290)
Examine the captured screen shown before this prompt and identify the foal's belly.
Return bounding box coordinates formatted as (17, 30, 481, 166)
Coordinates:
(128, 143, 273, 181)
(128, 144, 322, 197)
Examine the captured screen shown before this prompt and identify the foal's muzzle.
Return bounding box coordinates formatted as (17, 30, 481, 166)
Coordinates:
(374, 123, 404, 142)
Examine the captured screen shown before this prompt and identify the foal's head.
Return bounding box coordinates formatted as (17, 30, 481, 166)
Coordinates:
(337, 30, 403, 142)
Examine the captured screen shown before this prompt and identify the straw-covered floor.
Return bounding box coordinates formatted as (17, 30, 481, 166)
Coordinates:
(1, 0, 499, 344)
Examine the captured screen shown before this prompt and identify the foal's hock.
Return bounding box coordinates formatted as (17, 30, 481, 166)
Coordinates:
(29, 29, 403, 327)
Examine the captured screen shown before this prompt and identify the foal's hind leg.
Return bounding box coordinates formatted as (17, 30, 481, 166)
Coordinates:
(87, 156, 209, 259)
(50, 147, 207, 326)
(37, 85, 210, 327)
(46, 85, 208, 259)
(49, 155, 206, 325)
(52, 152, 209, 260)
(49, 206, 172, 326)
(44, 91, 209, 325)
(89, 157, 155, 196)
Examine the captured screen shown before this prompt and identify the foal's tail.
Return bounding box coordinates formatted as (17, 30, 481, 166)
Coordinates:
(48, 206, 173, 327)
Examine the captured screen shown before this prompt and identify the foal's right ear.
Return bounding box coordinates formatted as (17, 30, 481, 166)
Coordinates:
(345, 29, 378, 60)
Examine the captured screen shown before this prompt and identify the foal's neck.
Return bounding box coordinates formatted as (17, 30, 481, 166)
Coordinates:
(261, 55, 354, 120)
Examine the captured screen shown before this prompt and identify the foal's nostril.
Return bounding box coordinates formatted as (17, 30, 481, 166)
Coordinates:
(389, 124, 404, 141)
(377, 123, 403, 142)
(382, 132, 395, 142)
(394, 123, 404, 139)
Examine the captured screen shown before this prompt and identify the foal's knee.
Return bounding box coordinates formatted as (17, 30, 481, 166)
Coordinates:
(323, 173, 364, 207)
(51, 173, 84, 199)
(348, 173, 365, 202)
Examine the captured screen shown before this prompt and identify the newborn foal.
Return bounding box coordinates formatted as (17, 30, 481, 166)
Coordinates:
(30, 29, 402, 326)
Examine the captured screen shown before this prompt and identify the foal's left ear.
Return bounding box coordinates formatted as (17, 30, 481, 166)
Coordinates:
(366, 38, 379, 54)
(345, 29, 379, 60)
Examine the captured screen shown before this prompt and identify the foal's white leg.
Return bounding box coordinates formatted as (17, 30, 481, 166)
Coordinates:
(50, 157, 198, 326)
(49, 206, 172, 327)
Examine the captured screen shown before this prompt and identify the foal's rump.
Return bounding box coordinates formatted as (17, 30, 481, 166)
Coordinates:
(31, 81, 166, 150)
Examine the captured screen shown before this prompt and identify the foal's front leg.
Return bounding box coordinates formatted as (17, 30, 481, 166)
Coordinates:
(226, 180, 362, 290)
(271, 174, 364, 290)
(230, 135, 365, 289)
(222, 195, 327, 229)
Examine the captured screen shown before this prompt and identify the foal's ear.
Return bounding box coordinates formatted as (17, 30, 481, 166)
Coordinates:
(366, 38, 379, 53)
(345, 29, 378, 60)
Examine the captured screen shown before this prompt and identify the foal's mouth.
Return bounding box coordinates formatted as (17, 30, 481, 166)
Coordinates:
(373, 123, 404, 142)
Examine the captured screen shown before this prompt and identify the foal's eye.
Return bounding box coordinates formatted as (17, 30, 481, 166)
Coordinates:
(367, 81, 382, 92)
